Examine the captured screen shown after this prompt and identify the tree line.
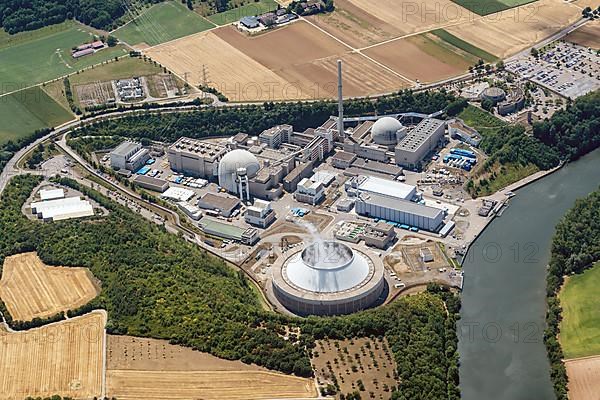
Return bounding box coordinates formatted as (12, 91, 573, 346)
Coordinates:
(0, 0, 147, 33)
(0, 174, 460, 398)
(544, 188, 600, 399)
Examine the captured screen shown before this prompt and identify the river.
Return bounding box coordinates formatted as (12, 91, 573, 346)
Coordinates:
(458, 149, 600, 400)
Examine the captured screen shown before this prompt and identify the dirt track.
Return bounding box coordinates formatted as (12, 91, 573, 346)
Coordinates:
(0, 252, 99, 321)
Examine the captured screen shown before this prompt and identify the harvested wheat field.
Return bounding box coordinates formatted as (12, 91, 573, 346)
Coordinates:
(148, 22, 410, 101)
(215, 22, 410, 97)
(306, 0, 403, 47)
(106, 336, 317, 400)
(565, 21, 600, 50)
(445, 0, 582, 58)
(146, 30, 290, 102)
(0, 252, 99, 321)
(348, 0, 473, 36)
(364, 33, 472, 83)
(0, 312, 105, 400)
(564, 356, 600, 400)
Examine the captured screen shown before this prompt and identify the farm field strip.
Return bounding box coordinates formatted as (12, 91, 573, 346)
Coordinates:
(113, 1, 216, 47)
(0, 87, 74, 145)
(564, 356, 600, 400)
(0, 21, 127, 96)
(0, 312, 105, 400)
(0, 252, 99, 321)
(559, 262, 600, 358)
(106, 370, 317, 400)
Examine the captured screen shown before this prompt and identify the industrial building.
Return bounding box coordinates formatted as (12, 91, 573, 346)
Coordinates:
(448, 119, 481, 147)
(394, 119, 446, 169)
(272, 241, 385, 316)
(132, 175, 169, 192)
(197, 193, 240, 217)
(110, 141, 150, 171)
(39, 188, 65, 201)
(258, 125, 292, 148)
(244, 199, 276, 228)
(168, 137, 227, 178)
(345, 175, 416, 201)
(200, 218, 259, 245)
(177, 201, 202, 220)
(363, 222, 397, 249)
(295, 178, 325, 205)
(30, 196, 94, 221)
(331, 151, 357, 169)
(354, 192, 444, 232)
(161, 187, 195, 202)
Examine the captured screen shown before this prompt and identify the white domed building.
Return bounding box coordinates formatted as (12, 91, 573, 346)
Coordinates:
(272, 240, 385, 316)
(218, 149, 260, 199)
(371, 117, 405, 146)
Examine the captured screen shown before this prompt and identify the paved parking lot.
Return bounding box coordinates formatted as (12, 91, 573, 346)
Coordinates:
(507, 41, 600, 98)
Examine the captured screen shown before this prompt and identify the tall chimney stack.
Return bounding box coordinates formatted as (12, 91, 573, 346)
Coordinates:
(337, 59, 344, 140)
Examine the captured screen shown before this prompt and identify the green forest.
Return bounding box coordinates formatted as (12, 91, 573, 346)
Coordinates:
(0, 0, 147, 33)
(545, 188, 600, 399)
(0, 174, 460, 399)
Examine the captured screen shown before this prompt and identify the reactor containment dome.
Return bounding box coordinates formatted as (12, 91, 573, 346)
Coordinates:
(371, 117, 403, 145)
(218, 149, 260, 193)
(272, 241, 385, 316)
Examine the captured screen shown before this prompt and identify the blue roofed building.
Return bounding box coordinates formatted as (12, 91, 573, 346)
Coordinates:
(240, 16, 260, 29)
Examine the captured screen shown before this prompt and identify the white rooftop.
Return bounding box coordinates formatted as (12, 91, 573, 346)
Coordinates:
(31, 197, 94, 221)
(311, 170, 336, 186)
(161, 187, 195, 202)
(39, 188, 65, 201)
(357, 175, 415, 200)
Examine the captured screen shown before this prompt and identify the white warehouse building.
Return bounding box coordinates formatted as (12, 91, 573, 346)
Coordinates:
(395, 118, 446, 168)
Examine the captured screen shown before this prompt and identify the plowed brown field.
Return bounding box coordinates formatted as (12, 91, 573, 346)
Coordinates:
(565, 356, 600, 400)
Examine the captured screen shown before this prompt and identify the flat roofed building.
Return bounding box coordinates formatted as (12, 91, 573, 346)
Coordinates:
(31, 197, 94, 221)
(132, 175, 169, 193)
(245, 199, 276, 228)
(110, 141, 150, 171)
(39, 188, 65, 201)
(448, 119, 481, 147)
(331, 151, 357, 169)
(355, 192, 444, 232)
(258, 125, 292, 149)
(363, 222, 397, 249)
(177, 201, 202, 220)
(395, 118, 445, 168)
(347, 175, 416, 201)
(420, 247, 434, 262)
(161, 187, 195, 202)
(168, 137, 226, 178)
(351, 158, 403, 178)
(200, 218, 259, 245)
(197, 193, 240, 217)
(295, 178, 325, 205)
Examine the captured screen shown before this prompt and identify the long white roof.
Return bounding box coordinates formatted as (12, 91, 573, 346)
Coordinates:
(161, 187, 195, 202)
(31, 197, 94, 221)
(357, 175, 415, 200)
(39, 188, 65, 201)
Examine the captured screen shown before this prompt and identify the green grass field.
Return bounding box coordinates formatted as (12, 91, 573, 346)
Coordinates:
(0, 21, 127, 95)
(559, 262, 600, 359)
(431, 29, 498, 63)
(69, 56, 163, 85)
(458, 105, 507, 137)
(207, 0, 278, 25)
(113, 1, 215, 46)
(0, 86, 73, 144)
(451, 0, 538, 16)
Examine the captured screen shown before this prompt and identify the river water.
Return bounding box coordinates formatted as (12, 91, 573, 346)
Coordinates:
(458, 149, 600, 400)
